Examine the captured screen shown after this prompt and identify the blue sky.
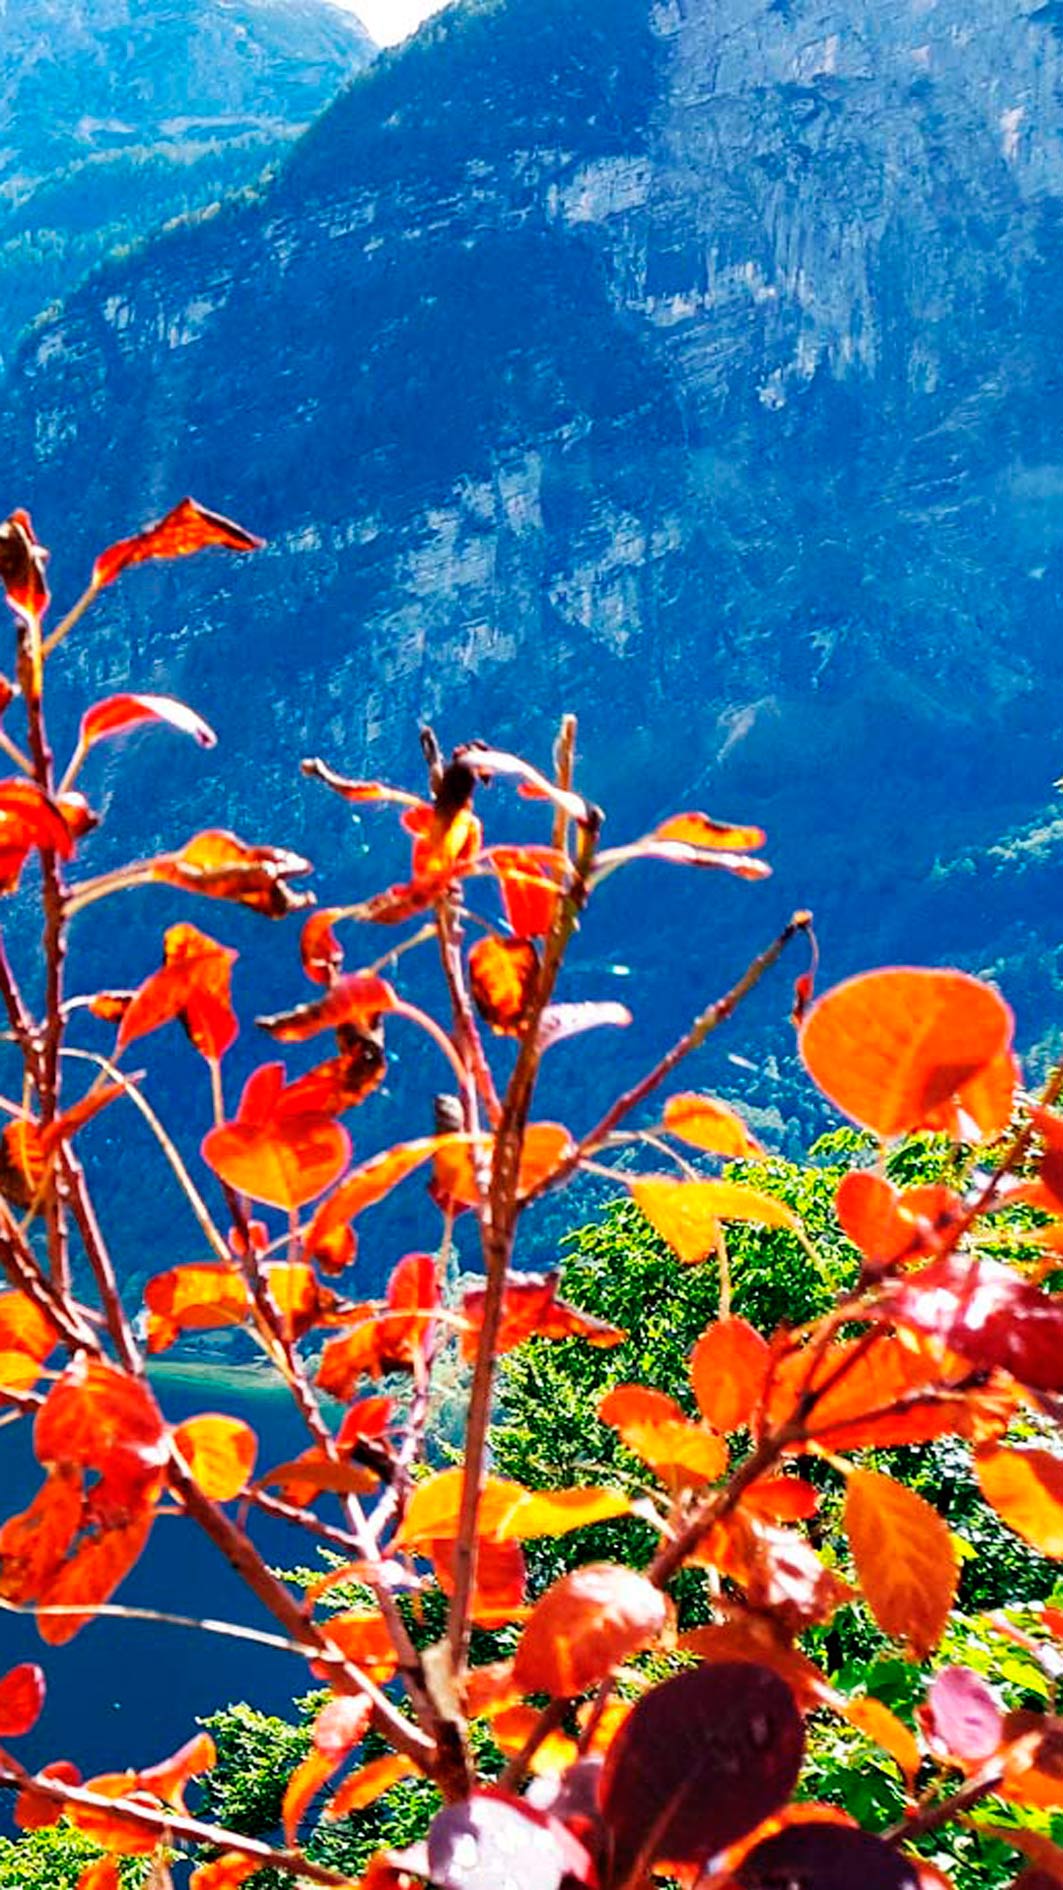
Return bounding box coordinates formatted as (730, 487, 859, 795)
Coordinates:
(339, 0, 448, 45)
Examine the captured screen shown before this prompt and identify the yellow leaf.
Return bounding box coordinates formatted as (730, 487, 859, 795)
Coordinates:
(663, 1093, 766, 1160)
(844, 1469, 957, 1657)
(394, 1468, 631, 1549)
(629, 1176, 800, 1264)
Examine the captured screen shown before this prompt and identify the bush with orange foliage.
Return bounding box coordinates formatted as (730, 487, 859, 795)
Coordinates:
(0, 502, 1059, 1890)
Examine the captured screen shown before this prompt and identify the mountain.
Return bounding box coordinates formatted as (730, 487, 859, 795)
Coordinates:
(0, 0, 374, 366)
(1, 0, 1062, 1269)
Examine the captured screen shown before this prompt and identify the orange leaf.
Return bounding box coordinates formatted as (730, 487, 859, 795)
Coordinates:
(305, 1135, 465, 1259)
(92, 498, 263, 591)
(256, 973, 395, 1042)
(654, 811, 767, 852)
(257, 1452, 377, 1505)
(326, 1753, 418, 1820)
(429, 1535, 527, 1628)
(395, 1468, 631, 1549)
(117, 923, 238, 1062)
(841, 1695, 921, 1784)
(173, 1415, 257, 1502)
(37, 1511, 154, 1644)
(77, 1861, 121, 1890)
(35, 1356, 166, 1477)
(136, 1731, 216, 1809)
(0, 1468, 83, 1605)
(975, 1447, 1063, 1557)
(202, 1108, 350, 1211)
(691, 1316, 770, 1432)
(0, 1290, 58, 1362)
(763, 1331, 1003, 1450)
(429, 1122, 575, 1214)
(300, 911, 345, 986)
(483, 1705, 578, 1776)
(190, 1854, 262, 1890)
(1000, 1713, 1063, 1811)
(835, 1170, 962, 1271)
(79, 693, 215, 756)
(844, 1468, 957, 1656)
(0, 1661, 44, 1735)
(663, 1092, 766, 1159)
(263, 1261, 337, 1343)
(460, 1270, 625, 1361)
(315, 1254, 438, 1393)
(468, 935, 540, 1033)
(799, 967, 1014, 1140)
(513, 1563, 669, 1696)
(0, 778, 74, 892)
(313, 1610, 397, 1683)
(599, 1384, 727, 1492)
(144, 1262, 251, 1353)
(154, 829, 312, 918)
(13, 1758, 80, 1830)
(629, 1176, 800, 1263)
(282, 1749, 335, 1846)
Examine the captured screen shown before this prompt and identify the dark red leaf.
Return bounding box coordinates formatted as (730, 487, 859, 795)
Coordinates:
(736, 1823, 920, 1889)
(0, 510, 49, 621)
(882, 1255, 1063, 1391)
(599, 1662, 804, 1877)
(460, 1271, 625, 1361)
(92, 499, 263, 591)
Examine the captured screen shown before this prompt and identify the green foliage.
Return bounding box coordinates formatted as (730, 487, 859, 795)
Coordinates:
(0, 1825, 108, 1887)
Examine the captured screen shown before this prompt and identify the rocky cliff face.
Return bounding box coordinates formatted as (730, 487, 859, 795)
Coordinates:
(0, 0, 374, 364)
(1, 0, 1061, 1226)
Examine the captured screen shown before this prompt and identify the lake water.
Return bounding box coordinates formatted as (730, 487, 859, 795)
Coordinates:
(1, 1366, 320, 1781)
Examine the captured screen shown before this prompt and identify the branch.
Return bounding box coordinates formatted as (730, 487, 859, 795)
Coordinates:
(521, 910, 814, 1209)
(0, 1760, 358, 1888)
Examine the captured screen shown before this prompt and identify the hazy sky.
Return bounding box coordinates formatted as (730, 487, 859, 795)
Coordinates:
(340, 0, 449, 46)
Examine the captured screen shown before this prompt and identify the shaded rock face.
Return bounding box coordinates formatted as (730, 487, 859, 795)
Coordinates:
(0, 0, 374, 365)
(0, 0, 1062, 1253)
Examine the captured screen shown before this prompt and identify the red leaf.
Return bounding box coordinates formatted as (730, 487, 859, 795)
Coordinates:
(116, 923, 238, 1062)
(0, 1468, 83, 1605)
(189, 1854, 262, 1890)
(763, 1331, 1003, 1450)
(599, 1663, 804, 1875)
(592, 837, 771, 881)
(460, 1271, 625, 1361)
(484, 845, 570, 938)
(0, 1661, 45, 1736)
(79, 693, 216, 756)
(883, 1256, 1063, 1392)
(468, 935, 540, 1033)
(0, 510, 49, 622)
(92, 498, 263, 592)
(316, 1254, 438, 1393)
(154, 829, 313, 918)
(256, 973, 395, 1042)
(35, 1357, 166, 1484)
(800, 968, 1015, 1140)
(37, 1510, 154, 1644)
(282, 1749, 335, 1847)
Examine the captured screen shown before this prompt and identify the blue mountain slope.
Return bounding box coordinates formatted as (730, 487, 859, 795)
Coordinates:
(0, 0, 1060, 1277)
